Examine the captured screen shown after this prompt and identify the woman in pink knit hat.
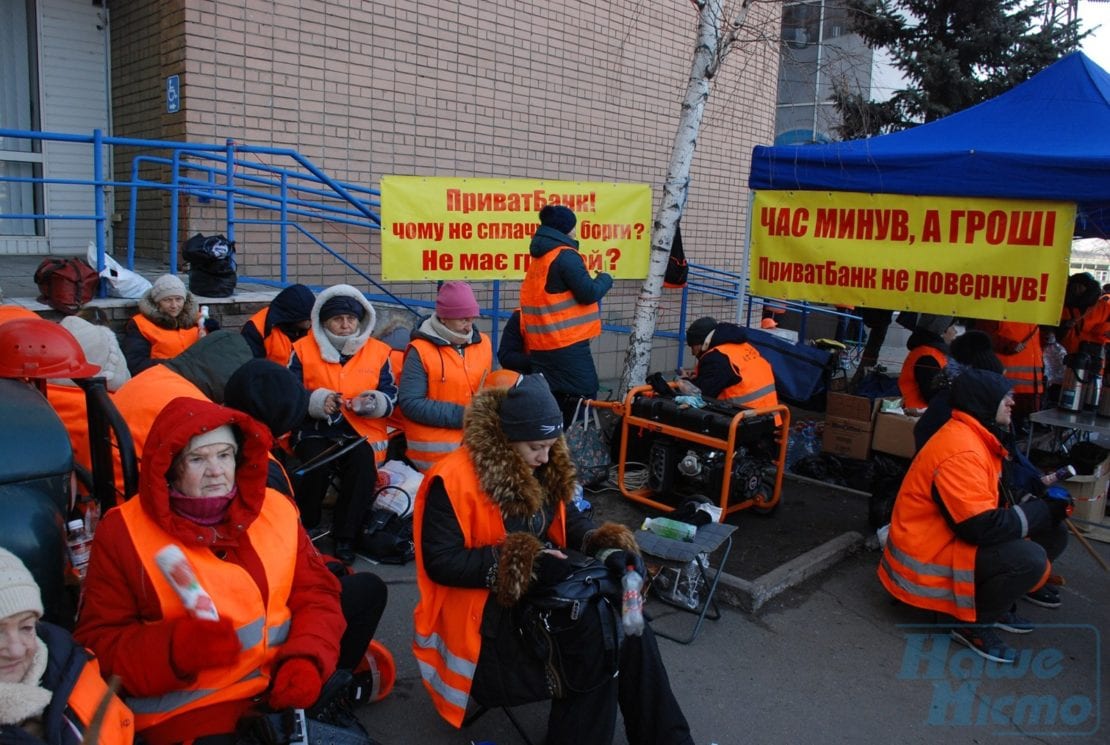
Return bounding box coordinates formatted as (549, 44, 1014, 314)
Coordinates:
(397, 281, 492, 472)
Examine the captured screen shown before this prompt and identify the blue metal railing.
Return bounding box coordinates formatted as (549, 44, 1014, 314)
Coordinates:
(0, 127, 859, 366)
(0, 128, 422, 313)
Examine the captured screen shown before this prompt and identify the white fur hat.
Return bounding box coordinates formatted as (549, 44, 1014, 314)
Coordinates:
(59, 316, 131, 391)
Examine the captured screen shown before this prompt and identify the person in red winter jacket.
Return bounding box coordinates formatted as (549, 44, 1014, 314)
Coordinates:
(74, 397, 349, 745)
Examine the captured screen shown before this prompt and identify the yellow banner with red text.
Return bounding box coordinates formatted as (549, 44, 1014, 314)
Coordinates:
(749, 190, 1074, 325)
(380, 176, 652, 280)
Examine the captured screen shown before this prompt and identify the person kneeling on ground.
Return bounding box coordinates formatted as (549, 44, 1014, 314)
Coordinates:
(75, 397, 386, 745)
(878, 369, 1069, 664)
(413, 373, 693, 745)
(0, 547, 133, 745)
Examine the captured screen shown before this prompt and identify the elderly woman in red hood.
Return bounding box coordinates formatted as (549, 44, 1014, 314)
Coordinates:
(74, 397, 347, 745)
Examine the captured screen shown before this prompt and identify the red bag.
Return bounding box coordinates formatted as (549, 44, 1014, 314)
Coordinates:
(33, 257, 101, 314)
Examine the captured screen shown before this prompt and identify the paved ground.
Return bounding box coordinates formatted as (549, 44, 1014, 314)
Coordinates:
(353, 487, 1110, 744)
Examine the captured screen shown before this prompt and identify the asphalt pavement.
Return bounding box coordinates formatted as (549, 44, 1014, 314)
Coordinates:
(352, 485, 1110, 745)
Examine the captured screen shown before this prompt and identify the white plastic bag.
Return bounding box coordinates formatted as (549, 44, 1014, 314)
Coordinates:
(87, 242, 152, 299)
(374, 460, 423, 518)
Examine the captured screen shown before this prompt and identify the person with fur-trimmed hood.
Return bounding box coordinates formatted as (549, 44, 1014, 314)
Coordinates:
(121, 274, 218, 375)
(289, 284, 397, 564)
(413, 373, 693, 745)
(74, 397, 347, 745)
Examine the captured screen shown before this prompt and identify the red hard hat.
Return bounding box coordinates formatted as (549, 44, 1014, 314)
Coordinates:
(351, 640, 396, 704)
(0, 318, 101, 379)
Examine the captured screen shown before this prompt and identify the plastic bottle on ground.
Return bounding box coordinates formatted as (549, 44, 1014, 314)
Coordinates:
(66, 519, 93, 582)
(621, 566, 645, 636)
(641, 516, 697, 542)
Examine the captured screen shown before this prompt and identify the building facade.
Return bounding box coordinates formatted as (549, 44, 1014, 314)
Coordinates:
(4, 0, 784, 379)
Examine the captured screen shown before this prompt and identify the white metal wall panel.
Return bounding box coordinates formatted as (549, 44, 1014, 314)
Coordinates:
(37, 0, 110, 255)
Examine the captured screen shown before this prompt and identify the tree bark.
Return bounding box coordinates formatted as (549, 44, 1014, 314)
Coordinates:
(619, 0, 737, 396)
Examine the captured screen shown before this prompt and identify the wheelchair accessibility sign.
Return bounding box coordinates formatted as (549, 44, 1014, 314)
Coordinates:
(166, 75, 180, 114)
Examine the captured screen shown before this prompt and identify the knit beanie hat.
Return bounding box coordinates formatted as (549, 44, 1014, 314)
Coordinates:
(435, 281, 480, 320)
(686, 316, 718, 346)
(319, 295, 366, 323)
(500, 374, 564, 442)
(0, 547, 44, 620)
(539, 205, 577, 235)
(950, 368, 1012, 427)
(184, 424, 238, 455)
(151, 274, 187, 303)
(915, 313, 955, 337)
(949, 330, 1004, 374)
(224, 358, 309, 437)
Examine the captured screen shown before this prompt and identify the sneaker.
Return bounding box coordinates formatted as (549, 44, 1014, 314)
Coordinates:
(1024, 586, 1062, 609)
(950, 626, 1017, 664)
(994, 610, 1035, 634)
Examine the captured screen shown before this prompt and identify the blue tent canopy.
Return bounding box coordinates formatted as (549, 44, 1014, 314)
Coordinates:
(749, 52, 1110, 237)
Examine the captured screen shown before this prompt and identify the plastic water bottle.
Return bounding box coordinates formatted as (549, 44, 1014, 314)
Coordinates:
(621, 566, 645, 636)
(641, 516, 697, 542)
(198, 305, 210, 337)
(66, 519, 93, 582)
(571, 482, 591, 514)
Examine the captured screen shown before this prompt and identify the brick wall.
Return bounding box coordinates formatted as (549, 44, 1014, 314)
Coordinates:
(109, 0, 782, 383)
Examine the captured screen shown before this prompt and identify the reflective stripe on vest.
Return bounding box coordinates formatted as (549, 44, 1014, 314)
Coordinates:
(293, 334, 393, 464)
(404, 336, 492, 472)
(716, 343, 779, 412)
(412, 447, 568, 726)
(519, 248, 601, 350)
(118, 491, 297, 728)
(414, 631, 477, 710)
(880, 539, 976, 609)
(132, 314, 200, 359)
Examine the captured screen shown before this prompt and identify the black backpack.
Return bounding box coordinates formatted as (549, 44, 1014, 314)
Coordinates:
(183, 233, 237, 297)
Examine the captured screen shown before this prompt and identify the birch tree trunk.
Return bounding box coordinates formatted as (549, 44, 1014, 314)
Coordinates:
(619, 0, 749, 395)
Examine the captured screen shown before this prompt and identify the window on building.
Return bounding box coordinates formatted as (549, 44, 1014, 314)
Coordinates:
(0, 0, 43, 236)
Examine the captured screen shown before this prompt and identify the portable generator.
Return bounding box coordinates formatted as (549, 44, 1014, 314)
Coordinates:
(605, 384, 788, 519)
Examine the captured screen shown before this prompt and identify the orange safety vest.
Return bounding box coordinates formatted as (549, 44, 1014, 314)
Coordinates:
(993, 321, 1043, 399)
(45, 383, 94, 475)
(132, 314, 201, 360)
(117, 491, 297, 731)
(898, 346, 947, 409)
(412, 448, 568, 727)
(293, 335, 393, 464)
(1063, 293, 1110, 353)
(713, 342, 779, 410)
(877, 411, 1048, 622)
(246, 308, 296, 366)
(403, 335, 492, 472)
(519, 248, 601, 351)
(66, 654, 135, 745)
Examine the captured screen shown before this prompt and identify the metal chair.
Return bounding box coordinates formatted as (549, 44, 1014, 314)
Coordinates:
(636, 521, 737, 644)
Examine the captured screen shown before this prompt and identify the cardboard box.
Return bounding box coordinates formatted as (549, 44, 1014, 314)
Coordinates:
(871, 411, 919, 459)
(1063, 455, 1110, 526)
(821, 393, 885, 460)
(822, 418, 873, 460)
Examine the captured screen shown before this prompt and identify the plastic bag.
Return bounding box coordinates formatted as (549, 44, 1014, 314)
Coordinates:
(87, 242, 152, 299)
(565, 399, 611, 488)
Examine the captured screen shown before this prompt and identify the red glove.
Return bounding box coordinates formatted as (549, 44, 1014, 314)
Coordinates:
(170, 617, 240, 676)
(269, 658, 323, 710)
